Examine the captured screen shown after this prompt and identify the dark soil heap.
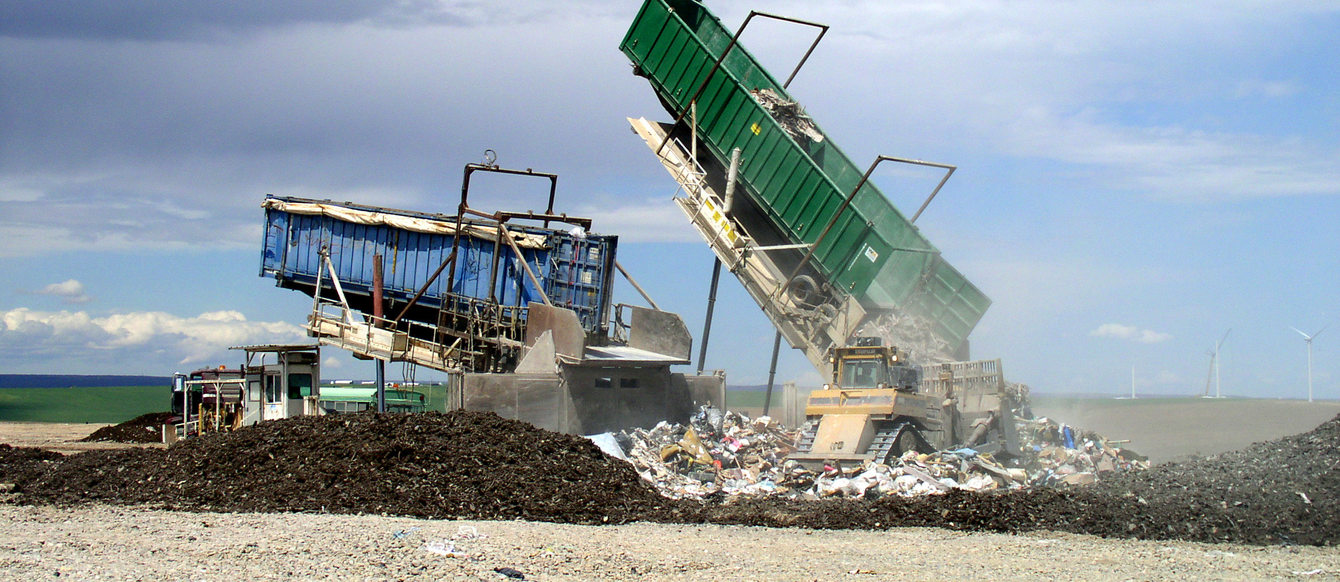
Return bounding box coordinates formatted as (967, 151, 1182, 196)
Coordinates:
(9, 411, 674, 524)
(0, 444, 64, 489)
(1092, 412, 1340, 545)
(3, 411, 1339, 546)
(79, 412, 174, 443)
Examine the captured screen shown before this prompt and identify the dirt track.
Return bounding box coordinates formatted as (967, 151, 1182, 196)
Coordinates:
(0, 421, 162, 455)
(1032, 397, 1340, 464)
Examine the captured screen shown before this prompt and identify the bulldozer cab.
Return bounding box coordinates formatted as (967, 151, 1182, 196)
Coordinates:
(831, 339, 919, 392)
(838, 355, 882, 389)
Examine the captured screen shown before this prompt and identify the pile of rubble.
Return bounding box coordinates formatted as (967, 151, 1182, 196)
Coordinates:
(605, 407, 1148, 500)
(608, 409, 796, 498)
(1015, 416, 1149, 486)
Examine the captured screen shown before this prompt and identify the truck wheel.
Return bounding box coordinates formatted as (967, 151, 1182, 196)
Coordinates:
(787, 275, 819, 306)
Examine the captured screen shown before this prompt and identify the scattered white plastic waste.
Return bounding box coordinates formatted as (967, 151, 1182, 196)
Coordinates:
(423, 540, 463, 557)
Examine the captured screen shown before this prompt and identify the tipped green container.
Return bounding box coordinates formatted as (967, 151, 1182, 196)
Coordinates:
(620, 0, 990, 350)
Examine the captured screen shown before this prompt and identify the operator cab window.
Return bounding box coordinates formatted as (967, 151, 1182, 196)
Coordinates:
(842, 360, 880, 389)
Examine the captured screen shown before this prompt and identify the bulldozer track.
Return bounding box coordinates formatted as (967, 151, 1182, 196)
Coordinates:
(868, 421, 933, 464)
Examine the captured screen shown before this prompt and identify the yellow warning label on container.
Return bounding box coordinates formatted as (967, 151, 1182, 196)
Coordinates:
(750, 123, 760, 135)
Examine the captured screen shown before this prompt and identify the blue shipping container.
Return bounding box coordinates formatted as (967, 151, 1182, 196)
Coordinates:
(260, 196, 617, 334)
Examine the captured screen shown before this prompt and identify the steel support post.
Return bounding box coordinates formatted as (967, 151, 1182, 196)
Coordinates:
(697, 258, 722, 375)
(763, 331, 782, 416)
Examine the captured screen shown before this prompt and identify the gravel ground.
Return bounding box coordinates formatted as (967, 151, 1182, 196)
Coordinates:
(3, 504, 1339, 581)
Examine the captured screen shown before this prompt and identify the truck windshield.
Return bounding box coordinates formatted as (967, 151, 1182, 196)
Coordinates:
(840, 360, 882, 388)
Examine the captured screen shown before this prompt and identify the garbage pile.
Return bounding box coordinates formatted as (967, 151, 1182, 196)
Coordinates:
(1014, 416, 1150, 487)
(608, 407, 1149, 500)
(614, 409, 798, 498)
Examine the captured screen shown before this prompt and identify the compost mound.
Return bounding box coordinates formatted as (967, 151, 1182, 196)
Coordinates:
(4, 411, 1340, 545)
(79, 412, 174, 443)
(10, 411, 673, 524)
(0, 444, 64, 489)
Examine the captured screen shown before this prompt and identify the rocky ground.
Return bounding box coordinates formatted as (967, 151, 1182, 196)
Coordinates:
(3, 410, 1339, 547)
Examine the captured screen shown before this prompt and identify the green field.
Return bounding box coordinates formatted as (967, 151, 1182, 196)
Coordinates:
(2, 385, 808, 425)
(0, 386, 166, 423)
(0, 383, 461, 424)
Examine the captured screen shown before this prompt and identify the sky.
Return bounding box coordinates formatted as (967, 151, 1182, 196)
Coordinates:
(1, 1, 1337, 399)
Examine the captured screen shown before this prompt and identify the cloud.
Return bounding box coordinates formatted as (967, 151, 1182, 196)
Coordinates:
(1234, 79, 1300, 100)
(33, 279, 92, 304)
(0, 0, 1335, 265)
(573, 201, 698, 243)
(0, 308, 307, 370)
(1090, 323, 1173, 344)
(0, 6, 652, 257)
(0, 1, 629, 41)
(0, 1, 439, 41)
(780, 1, 1340, 204)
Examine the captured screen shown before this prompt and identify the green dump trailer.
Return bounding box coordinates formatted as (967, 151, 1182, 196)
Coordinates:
(621, 0, 989, 356)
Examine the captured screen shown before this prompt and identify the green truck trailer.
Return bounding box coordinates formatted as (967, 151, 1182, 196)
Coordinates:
(621, 0, 989, 366)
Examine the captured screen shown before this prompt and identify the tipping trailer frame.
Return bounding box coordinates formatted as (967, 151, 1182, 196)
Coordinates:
(261, 158, 619, 374)
(259, 158, 727, 435)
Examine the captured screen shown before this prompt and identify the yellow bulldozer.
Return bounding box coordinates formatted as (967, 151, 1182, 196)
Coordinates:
(788, 337, 1021, 468)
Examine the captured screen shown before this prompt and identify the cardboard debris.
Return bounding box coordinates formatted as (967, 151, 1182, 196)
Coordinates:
(609, 406, 1149, 499)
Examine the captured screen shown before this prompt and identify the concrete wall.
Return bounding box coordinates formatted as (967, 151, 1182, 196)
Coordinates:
(563, 366, 694, 434)
(461, 373, 570, 433)
(459, 367, 707, 435)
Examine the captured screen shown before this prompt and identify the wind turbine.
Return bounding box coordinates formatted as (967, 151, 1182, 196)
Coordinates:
(1202, 349, 1216, 398)
(1291, 325, 1328, 403)
(1118, 366, 1137, 399)
(1205, 329, 1230, 398)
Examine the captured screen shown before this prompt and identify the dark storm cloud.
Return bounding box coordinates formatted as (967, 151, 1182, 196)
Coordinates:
(0, 0, 676, 257)
(0, 0, 469, 41)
